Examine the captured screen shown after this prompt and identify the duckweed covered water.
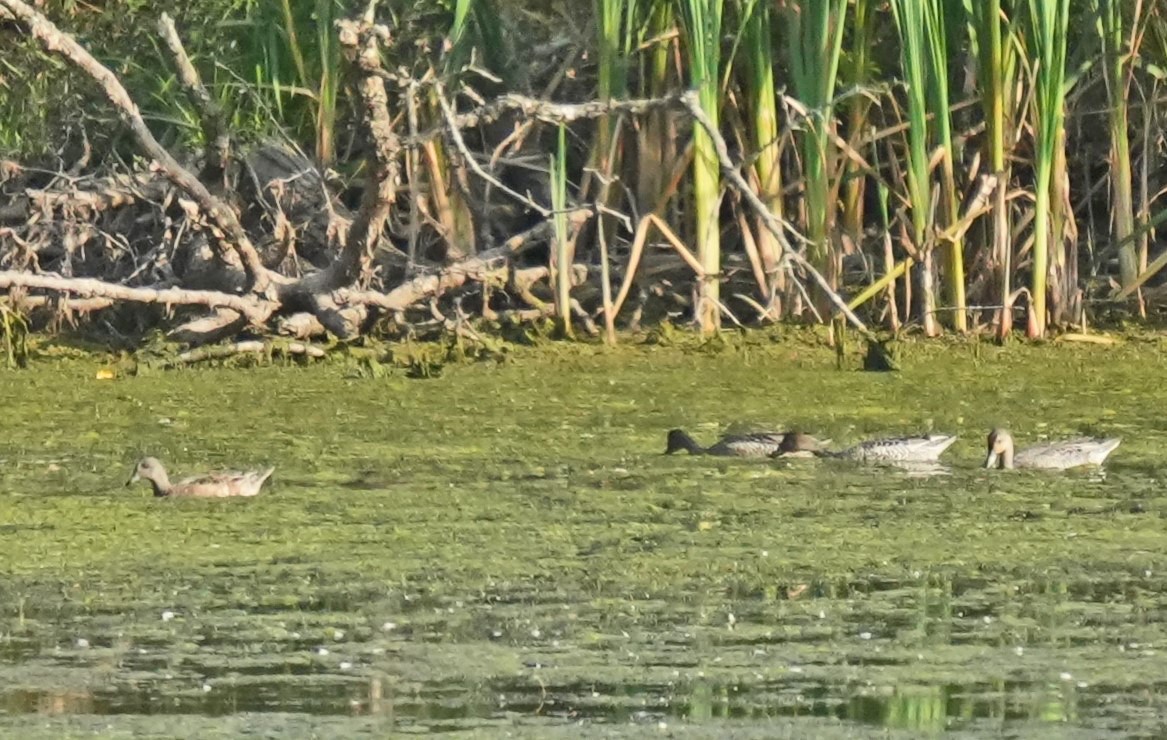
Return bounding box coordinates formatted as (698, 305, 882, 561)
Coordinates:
(2, 335, 1167, 737)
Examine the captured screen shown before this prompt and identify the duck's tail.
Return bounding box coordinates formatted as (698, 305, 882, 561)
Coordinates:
(931, 434, 959, 454)
(665, 429, 704, 455)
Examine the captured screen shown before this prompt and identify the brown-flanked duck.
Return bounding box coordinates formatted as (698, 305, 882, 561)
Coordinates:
(666, 429, 830, 458)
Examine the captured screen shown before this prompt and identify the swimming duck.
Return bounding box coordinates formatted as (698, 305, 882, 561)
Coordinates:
(774, 431, 833, 458)
(801, 434, 958, 463)
(126, 457, 274, 498)
(984, 428, 1120, 470)
(665, 429, 829, 458)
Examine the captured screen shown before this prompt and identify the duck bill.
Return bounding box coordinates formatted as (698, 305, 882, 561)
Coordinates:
(126, 472, 140, 487)
(983, 451, 999, 469)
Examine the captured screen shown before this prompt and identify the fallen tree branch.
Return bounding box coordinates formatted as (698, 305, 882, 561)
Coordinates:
(0, 271, 274, 323)
(167, 307, 247, 345)
(276, 312, 327, 340)
(172, 339, 326, 366)
(338, 251, 508, 310)
(4, 295, 115, 312)
(1, 172, 172, 225)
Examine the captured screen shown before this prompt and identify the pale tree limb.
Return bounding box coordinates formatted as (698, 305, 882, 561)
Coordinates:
(4, 296, 115, 312)
(172, 340, 326, 366)
(0, 271, 274, 324)
(4, 172, 171, 223)
(434, 79, 552, 218)
(276, 312, 328, 340)
(404, 92, 689, 150)
(338, 251, 510, 310)
(167, 307, 248, 345)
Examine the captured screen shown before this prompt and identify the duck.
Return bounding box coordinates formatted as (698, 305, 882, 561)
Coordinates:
(665, 429, 830, 458)
(126, 457, 274, 498)
(983, 428, 1120, 470)
(796, 434, 958, 463)
(773, 431, 835, 458)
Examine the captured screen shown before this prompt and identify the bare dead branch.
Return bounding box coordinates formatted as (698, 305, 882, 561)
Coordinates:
(435, 80, 552, 218)
(297, 14, 402, 294)
(4, 295, 114, 312)
(276, 312, 327, 340)
(339, 252, 507, 310)
(167, 307, 247, 345)
(157, 13, 231, 183)
(0, 270, 274, 324)
(403, 91, 689, 150)
(172, 340, 326, 365)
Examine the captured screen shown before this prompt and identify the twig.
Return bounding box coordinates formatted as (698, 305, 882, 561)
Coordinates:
(403, 91, 689, 149)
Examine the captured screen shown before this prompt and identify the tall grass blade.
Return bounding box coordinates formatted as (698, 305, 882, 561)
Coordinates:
(1023, 0, 1071, 336)
(677, 0, 726, 333)
(1095, 0, 1140, 295)
(782, 0, 847, 313)
(740, 0, 784, 316)
(551, 124, 573, 337)
(966, 0, 1019, 338)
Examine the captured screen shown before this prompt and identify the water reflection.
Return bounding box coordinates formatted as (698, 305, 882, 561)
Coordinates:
(1, 688, 94, 715)
(0, 565, 1164, 734)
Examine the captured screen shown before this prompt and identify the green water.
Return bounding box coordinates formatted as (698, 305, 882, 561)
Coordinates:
(2, 336, 1167, 737)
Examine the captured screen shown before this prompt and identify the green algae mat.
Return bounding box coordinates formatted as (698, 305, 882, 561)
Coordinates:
(1, 337, 1166, 737)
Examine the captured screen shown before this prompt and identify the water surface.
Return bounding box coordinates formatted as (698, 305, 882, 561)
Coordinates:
(1, 336, 1166, 737)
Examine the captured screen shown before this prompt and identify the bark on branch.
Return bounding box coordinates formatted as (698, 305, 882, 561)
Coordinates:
(0, 271, 274, 324)
(293, 14, 401, 295)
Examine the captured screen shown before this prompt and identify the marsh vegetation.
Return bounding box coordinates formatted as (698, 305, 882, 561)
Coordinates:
(1, 0, 1166, 359)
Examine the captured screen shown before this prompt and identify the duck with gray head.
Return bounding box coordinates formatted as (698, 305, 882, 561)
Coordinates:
(127, 457, 275, 498)
(984, 428, 1121, 470)
(665, 429, 830, 458)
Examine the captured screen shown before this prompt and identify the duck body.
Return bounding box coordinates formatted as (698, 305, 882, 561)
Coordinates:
(666, 429, 829, 458)
(984, 429, 1120, 470)
(824, 434, 958, 463)
(127, 457, 275, 497)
